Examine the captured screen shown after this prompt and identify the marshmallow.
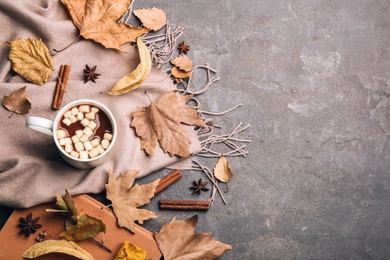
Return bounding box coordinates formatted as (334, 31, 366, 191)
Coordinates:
(71, 135, 79, 144)
(101, 139, 110, 149)
(59, 138, 66, 146)
(75, 142, 84, 152)
(76, 112, 84, 121)
(83, 141, 93, 151)
(91, 138, 100, 147)
(83, 127, 93, 137)
(96, 144, 105, 154)
(57, 129, 67, 139)
(71, 107, 79, 115)
(69, 115, 77, 123)
(88, 148, 99, 158)
(80, 118, 90, 127)
(91, 107, 99, 114)
(70, 151, 79, 158)
(75, 130, 83, 138)
(103, 133, 113, 141)
(63, 110, 72, 118)
(85, 112, 95, 120)
(65, 143, 73, 153)
(88, 121, 98, 130)
(62, 118, 72, 126)
(79, 151, 89, 159)
(79, 134, 89, 142)
(79, 105, 90, 113)
(64, 138, 72, 144)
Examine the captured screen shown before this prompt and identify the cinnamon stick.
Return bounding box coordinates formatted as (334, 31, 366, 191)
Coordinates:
(52, 65, 71, 109)
(154, 169, 182, 195)
(159, 199, 210, 211)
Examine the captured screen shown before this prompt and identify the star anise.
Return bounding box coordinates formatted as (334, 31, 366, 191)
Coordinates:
(189, 178, 209, 195)
(83, 64, 101, 83)
(18, 212, 42, 237)
(178, 41, 190, 54)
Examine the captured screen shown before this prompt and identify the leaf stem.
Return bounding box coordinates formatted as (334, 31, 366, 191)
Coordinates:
(91, 237, 112, 253)
(53, 35, 81, 53)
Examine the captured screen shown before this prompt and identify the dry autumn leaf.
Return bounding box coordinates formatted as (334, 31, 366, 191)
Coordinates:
(59, 0, 149, 52)
(108, 37, 151, 95)
(134, 7, 167, 31)
(8, 38, 54, 84)
(171, 66, 191, 79)
(23, 240, 93, 260)
(105, 169, 160, 233)
(171, 55, 193, 72)
(114, 241, 146, 260)
(153, 215, 232, 260)
(130, 90, 207, 157)
(2, 86, 32, 116)
(214, 155, 233, 183)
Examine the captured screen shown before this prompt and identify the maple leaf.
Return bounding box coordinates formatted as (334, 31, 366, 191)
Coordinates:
(130, 90, 207, 157)
(134, 7, 167, 31)
(153, 215, 232, 260)
(59, 0, 149, 52)
(105, 169, 160, 233)
(8, 38, 54, 84)
(2, 86, 32, 116)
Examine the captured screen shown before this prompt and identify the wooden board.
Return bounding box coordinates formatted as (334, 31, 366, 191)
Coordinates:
(0, 194, 161, 259)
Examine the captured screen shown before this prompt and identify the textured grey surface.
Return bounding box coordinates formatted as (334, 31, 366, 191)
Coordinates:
(2, 0, 390, 259)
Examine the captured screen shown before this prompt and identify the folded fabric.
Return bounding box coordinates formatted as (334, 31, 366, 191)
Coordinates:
(0, 0, 201, 208)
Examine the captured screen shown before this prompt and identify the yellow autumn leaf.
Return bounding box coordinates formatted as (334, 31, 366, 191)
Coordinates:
(8, 38, 54, 84)
(108, 37, 151, 95)
(213, 155, 233, 183)
(23, 240, 93, 260)
(114, 241, 147, 260)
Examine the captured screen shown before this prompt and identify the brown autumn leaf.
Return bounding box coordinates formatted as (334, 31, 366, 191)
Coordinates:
(105, 169, 160, 233)
(8, 38, 54, 84)
(171, 55, 193, 72)
(134, 7, 167, 31)
(171, 66, 192, 79)
(60, 0, 149, 52)
(153, 215, 232, 260)
(130, 90, 207, 157)
(214, 155, 233, 183)
(2, 86, 32, 115)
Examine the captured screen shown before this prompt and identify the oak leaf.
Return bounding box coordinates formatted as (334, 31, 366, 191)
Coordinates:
(214, 155, 233, 183)
(130, 90, 207, 157)
(105, 169, 160, 233)
(153, 215, 232, 260)
(108, 37, 151, 95)
(134, 7, 167, 31)
(60, 0, 149, 52)
(8, 38, 54, 84)
(2, 86, 32, 116)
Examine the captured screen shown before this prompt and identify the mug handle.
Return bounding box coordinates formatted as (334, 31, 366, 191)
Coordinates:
(26, 116, 54, 136)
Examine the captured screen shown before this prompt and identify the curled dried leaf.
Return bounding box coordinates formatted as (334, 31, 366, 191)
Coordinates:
(134, 7, 167, 31)
(108, 37, 151, 95)
(23, 239, 93, 260)
(171, 66, 191, 79)
(8, 38, 54, 84)
(171, 55, 193, 72)
(2, 86, 32, 115)
(214, 155, 233, 183)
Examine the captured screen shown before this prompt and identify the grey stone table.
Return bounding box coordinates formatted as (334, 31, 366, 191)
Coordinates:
(2, 1, 390, 259)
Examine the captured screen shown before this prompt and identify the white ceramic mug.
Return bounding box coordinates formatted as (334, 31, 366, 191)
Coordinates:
(26, 99, 117, 169)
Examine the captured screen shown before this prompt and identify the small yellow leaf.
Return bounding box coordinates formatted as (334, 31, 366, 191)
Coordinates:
(23, 240, 93, 260)
(214, 155, 233, 183)
(108, 37, 151, 95)
(8, 38, 54, 84)
(171, 55, 193, 72)
(134, 7, 167, 31)
(114, 241, 146, 260)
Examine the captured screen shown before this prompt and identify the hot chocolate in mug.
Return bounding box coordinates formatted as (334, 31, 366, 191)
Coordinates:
(26, 99, 117, 169)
